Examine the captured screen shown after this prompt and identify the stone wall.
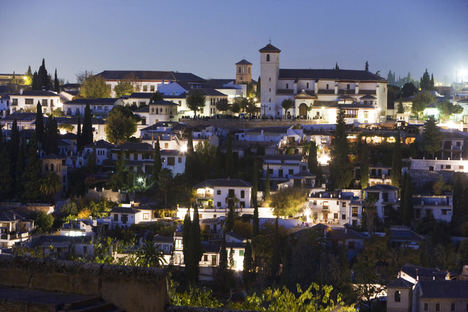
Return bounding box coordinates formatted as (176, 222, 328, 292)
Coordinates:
(0, 255, 168, 312)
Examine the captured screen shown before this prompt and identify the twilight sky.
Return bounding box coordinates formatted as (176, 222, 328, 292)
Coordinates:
(1, 0, 467, 84)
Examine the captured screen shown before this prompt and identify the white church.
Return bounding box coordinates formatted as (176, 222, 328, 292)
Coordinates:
(259, 43, 388, 124)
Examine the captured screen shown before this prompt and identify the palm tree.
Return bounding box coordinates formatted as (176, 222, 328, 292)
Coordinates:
(39, 173, 62, 201)
(281, 99, 294, 118)
(137, 240, 166, 267)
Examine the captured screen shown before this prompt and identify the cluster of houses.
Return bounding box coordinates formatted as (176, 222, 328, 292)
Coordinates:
(1, 43, 468, 308)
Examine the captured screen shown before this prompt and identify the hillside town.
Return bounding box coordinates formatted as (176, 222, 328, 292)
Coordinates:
(2, 40, 468, 311)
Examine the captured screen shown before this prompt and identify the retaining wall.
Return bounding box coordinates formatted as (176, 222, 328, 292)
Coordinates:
(0, 255, 168, 312)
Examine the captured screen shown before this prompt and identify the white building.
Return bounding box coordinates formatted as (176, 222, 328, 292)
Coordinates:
(413, 195, 453, 223)
(9, 90, 62, 114)
(263, 155, 308, 180)
(109, 203, 155, 228)
(364, 184, 399, 221)
(408, 158, 468, 173)
(95, 70, 205, 97)
(161, 149, 186, 176)
(83, 140, 114, 165)
(259, 43, 387, 122)
(306, 191, 363, 226)
(63, 98, 116, 116)
(194, 178, 252, 210)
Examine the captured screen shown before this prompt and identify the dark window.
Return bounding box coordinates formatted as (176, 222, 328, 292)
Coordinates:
(451, 303, 455, 311)
(288, 169, 293, 175)
(286, 83, 289, 89)
(25, 98, 34, 104)
(167, 157, 175, 166)
(424, 303, 428, 311)
(217, 190, 221, 195)
(436, 303, 440, 311)
(217, 202, 221, 207)
(382, 192, 389, 202)
(306, 82, 309, 89)
(342, 214, 346, 220)
(394, 290, 401, 302)
(228, 189, 235, 197)
(241, 190, 245, 198)
(203, 255, 208, 261)
(114, 214, 118, 221)
(347, 84, 350, 90)
(334, 213, 338, 219)
(266, 54, 270, 62)
(121, 214, 128, 224)
(42, 99, 48, 106)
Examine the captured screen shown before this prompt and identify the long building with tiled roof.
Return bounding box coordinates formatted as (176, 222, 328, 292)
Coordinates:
(259, 43, 388, 123)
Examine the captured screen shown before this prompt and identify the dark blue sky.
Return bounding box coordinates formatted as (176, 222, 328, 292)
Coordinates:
(1, 0, 467, 84)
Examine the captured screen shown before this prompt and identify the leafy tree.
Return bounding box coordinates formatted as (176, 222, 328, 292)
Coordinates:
(105, 106, 138, 144)
(109, 151, 129, 191)
(391, 131, 402, 187)
(54, 69, 59, 92)
(82, 104, 93, 145)
(158, 168, 172, 207)
(270, 187, 307, 217)
(215, 99, 229, 112)
(150, 91, 163, 103)
(401, 82, 417, 98)
(34, 211, 54, 233)
(168, 280, 222, 308)
(114, 80, 134, 98)
(234, 283, 354, 312)
(437, 100, 463, 121)
(412, 91, 435, 117)
(359, 139, 369, 189)
(281, 98, 294, 117)
(35, 102, 44, 145)
(329, 108, 353, 189)
(421, 116, 441, 158)
(80, 75, 111, 98)
(457, 240, 468, 269)
(186, 90, 205, 116)
(244, 98, 257, 116)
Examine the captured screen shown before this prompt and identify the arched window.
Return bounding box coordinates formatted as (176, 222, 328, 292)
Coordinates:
(394, 290, 401, 302)
(266, 54, 270, 62)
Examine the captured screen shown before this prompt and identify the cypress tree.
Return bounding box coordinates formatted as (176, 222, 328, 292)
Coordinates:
(191, 205, 202, 282)
(54, 69, 59, 92)
(87, 148, 97, 173)
(225, 199, 235, 233)
(182, 208, 194, 283)
(330, 108, 353, 189)
(38, 58, 51, 90)
(35, 102, 44, 145)
(153, 138, 162, 183)
(14, 143, 25, 198)
(400, 173, 414, 226)
(359, 139, 369, 189)
(0, 143, 13, 200)
(271, 217, 280, 280)
(32, 71, 39, 90)
(308, 141, 319, 174)
(225, 134, 233, 177)
(243, 241, 253, 285)
(82, 104, 93, 145)
(252, 160, 259, 236)
(76, 115, 82, 150)
(229, 247, 234, 269)
(365, 61, 369, 72)
(391, 131, 402, 187)
(10, 120, 20, 160)
(264, 166, 270, 200)
(219, 234, 228, 272)
(44, 117, 59, 155)
(21, 139, 42, 202)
